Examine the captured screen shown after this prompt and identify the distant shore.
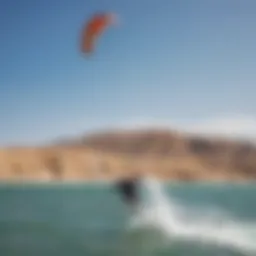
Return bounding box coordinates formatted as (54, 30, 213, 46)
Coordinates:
(0, 146, 254, 183)
(0, 129, 255, 182)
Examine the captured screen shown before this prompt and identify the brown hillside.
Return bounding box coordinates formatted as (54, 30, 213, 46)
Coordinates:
(0, 129, 256, 182)
(61, 129, 256, 181)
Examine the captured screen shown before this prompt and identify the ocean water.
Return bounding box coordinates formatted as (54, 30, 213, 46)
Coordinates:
(0, 178, 255, 256)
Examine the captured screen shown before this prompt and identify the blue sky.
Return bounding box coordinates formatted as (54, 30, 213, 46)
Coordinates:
(1, 0, 256, 145)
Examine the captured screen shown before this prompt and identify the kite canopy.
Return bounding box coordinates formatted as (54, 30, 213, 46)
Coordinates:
(80, 12, 117, 54)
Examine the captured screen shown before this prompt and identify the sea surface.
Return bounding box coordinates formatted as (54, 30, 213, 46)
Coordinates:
(0, 179, 255, 256)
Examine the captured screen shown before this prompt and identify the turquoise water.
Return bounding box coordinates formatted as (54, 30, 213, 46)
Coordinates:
(0, 181, 255, 256)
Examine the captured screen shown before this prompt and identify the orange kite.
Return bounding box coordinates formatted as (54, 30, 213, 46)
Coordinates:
(81, 12, 116, 54)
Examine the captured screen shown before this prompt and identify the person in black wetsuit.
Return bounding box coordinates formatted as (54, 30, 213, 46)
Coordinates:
(116, 175, 140, 208)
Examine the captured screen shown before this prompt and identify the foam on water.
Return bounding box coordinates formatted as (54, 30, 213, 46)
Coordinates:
(129, 177, 256, 254)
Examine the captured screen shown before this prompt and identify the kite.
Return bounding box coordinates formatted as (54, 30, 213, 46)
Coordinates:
(81, 12, 117, 54)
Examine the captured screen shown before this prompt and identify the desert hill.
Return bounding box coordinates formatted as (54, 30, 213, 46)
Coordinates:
(0, 129, 255, 182)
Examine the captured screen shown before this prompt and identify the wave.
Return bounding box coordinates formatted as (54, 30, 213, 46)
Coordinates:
(128, 177, 256, 255)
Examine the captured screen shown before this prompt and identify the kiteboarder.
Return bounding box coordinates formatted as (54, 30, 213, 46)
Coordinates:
(115, 174, 141, 209)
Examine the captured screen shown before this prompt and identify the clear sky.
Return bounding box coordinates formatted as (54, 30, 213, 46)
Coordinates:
(1, 0, 256, 145)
